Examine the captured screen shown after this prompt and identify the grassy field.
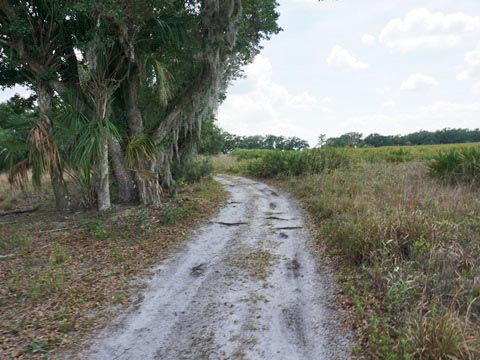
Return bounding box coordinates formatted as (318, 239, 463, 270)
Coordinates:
(215, 143, 480, 359)
(0, 175, 227, 358)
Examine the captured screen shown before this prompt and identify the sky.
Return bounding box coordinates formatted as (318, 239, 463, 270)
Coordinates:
(217, 0, 480, 145)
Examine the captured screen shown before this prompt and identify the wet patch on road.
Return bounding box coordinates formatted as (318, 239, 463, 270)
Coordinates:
(286, 258, 301, 278)
(191, 263, 207, 277)
(281, 305, 308, 350)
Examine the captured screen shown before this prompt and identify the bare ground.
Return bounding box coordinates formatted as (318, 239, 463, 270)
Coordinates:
(81, 175, 350, 360)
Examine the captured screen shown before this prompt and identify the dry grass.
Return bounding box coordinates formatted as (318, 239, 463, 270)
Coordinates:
(275, 161, 480, 359)
(0, 176, 228, 359)
(214, 152, 480, 359)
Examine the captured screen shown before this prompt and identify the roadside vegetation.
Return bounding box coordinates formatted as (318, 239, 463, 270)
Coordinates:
(0, 1, 281, 358)
(0, 171, 227, 358)
(0, 1, 280, 212)
(214, 143, 480, 359)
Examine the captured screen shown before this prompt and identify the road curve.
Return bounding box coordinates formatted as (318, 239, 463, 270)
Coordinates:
(82, 175, 350, 360)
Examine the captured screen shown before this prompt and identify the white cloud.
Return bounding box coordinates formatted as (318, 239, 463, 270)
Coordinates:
(320, 96, 332, 104)
(218, 55, 327, 144)
(457, 71, 469, 81)
(472, 82, 480, 95)
(243, 54, 273, 87)
(382, 101, 395, 108)
(400, 73, 438, 91)
(342, 101, 480, 136)
(456, 50, 480, 80)
(362, 34, 376, 46)
(326, 45, 369, 70)
(379, 8, 480, 52)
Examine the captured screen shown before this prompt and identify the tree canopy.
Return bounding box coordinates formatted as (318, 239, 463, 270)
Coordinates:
(0, 0, 281, 211)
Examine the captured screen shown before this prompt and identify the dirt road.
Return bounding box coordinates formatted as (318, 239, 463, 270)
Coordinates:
(83, 175, 350, 359)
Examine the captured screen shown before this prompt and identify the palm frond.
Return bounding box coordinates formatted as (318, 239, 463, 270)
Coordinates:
(144, 55, 173, 105)
(8, 158, 30, 192)
(126, 135, 158, 168)
(72, 118, 120, 168)
(27, 122, 60, 188)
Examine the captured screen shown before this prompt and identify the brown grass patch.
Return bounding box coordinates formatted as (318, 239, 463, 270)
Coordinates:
(271, 161, 480, 359)
(0, 177, 227, 359)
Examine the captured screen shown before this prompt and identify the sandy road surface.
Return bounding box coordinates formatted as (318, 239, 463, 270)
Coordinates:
(83, 175, 350, 360)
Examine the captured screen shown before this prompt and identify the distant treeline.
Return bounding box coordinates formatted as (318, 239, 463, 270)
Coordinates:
(199, 118, 480, 155)
(323, 128, 480, 148)
(199, 117, 310, 154)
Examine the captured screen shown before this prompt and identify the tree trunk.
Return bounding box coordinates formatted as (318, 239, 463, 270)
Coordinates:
(124, 68, 162, 206)
(36, 83, 71, 212)
(109, 138, 135, 203)
(96, 137, 111, 211)
(50, 166, 71, 212)
(125, 68, 144, 139)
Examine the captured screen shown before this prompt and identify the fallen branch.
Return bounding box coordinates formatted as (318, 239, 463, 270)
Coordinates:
(39, 226, 81, 233)
(0, 221, 17, 225)
(0, 206, 39, 217)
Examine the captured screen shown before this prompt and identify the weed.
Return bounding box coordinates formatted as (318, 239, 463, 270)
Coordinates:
(113, 248, 124, 263)
(27, 341, 50, 354)
(159, 204, 192, 225)
(1, 235, 33, 253)
(80, 220, 109, 240)
(50, 244, 68, 265)
(407, 307, 479, 359)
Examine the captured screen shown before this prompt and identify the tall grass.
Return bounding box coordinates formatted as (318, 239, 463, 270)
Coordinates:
(282, 162, 480, 359)
(215, 148, 480, 359)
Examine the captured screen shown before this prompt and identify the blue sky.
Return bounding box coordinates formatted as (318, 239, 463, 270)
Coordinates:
(218, 0, 480, 145)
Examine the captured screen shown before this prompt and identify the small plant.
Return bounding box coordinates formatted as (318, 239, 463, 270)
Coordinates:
(113, 248, 124, 263)
(50, 244, 68, 265)
(159, 204, 192, 225)
(6, 236, 32, 251)
(407, 308, 479, 359)
(80, 220, 109, 240)
(27, 341, 50, 354)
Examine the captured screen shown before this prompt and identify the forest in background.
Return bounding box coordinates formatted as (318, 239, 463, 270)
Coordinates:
(197, 118, 480, 153)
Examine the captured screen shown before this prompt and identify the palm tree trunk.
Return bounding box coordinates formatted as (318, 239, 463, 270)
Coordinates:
(96, 136, 111, 211)
(125, 68, 144, 139)
(109, 139, 135, 203)
(50, 166, 71, 212)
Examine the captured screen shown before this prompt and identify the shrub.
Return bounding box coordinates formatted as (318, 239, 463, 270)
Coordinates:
(240, 148, 350, 178)
(428, 146, 480, 185)
(173, 158, 214, 183)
